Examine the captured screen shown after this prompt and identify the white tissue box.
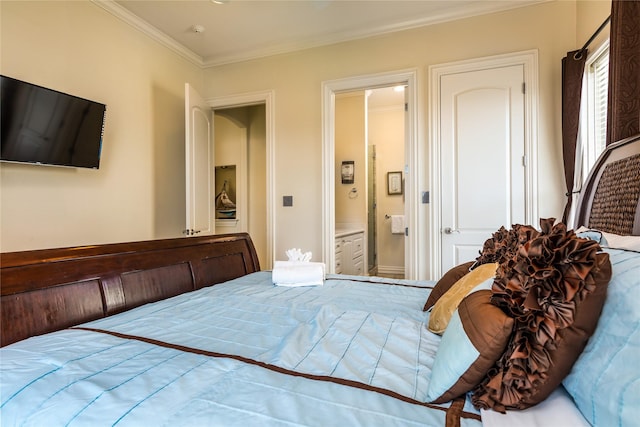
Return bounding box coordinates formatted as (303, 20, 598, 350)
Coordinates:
(272, 261, 325, 287)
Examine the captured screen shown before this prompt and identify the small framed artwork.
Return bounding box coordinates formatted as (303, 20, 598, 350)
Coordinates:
(387, 171, 403, 195)
(341, 161, 354, 184)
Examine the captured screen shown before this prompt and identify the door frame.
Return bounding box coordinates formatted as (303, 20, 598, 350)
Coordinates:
(208, 90, 275, 270)
(322, 69, 421, 279)
(428, 50, 539, 280)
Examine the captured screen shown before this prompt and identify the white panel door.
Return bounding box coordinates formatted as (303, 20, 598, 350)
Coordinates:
(440, 65, 525, 270)
(185, 83, 213, 236)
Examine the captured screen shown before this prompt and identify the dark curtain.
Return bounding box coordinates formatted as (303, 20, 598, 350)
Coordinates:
(561, 50, 587, 223)
(606, 0, 640, 145)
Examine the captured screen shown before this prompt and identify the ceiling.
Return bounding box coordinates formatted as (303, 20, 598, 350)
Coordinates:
(99, 0, 545, 68)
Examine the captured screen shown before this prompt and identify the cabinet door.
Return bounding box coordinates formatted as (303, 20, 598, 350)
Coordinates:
(342, 238, 353, 274)
(335, 239, 344, 274)
(351, 233, 364, 275)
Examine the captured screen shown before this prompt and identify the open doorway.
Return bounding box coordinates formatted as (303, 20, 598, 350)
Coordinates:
(213, 105, 267, 266)
(208, 90, 275, 271)
(334, 87, 405, 278)
(368, 87, 406, 278)
(185, 86, 275, 270)
(322, 70, 420, 279)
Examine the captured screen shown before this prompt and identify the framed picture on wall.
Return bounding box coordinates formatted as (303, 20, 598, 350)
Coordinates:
(341, 161, 354, 184)
(387, 171, 402, 195)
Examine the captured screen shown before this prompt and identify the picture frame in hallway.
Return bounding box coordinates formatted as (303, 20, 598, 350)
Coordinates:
(341, 161, 354, 184)
(387, 171, 402, 195)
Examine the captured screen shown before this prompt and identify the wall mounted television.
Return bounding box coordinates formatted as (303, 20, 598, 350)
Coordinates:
(1, 75, 106, 169)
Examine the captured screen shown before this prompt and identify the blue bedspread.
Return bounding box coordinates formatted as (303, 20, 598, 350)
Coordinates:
(1, 273, 482, 426)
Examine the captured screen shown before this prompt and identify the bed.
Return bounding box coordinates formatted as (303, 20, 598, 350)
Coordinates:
(1, 134, 639, 426)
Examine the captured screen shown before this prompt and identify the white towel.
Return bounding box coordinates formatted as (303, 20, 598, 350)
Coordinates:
(272, 261, 325, 287)
(391, 215, 405, 234)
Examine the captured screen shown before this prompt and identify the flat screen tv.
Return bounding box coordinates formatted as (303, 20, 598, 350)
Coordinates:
(1, 75, 106, 169)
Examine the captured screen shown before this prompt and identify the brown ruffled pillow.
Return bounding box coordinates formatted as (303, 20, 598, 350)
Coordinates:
(472, 218, 612, 412)
(475, 223, 539, 266)
(423, 261, 474, 311)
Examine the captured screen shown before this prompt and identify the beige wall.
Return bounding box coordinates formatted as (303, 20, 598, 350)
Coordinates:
(203, 0, 611, 269)
(369, 106, 405, 273)
(335, 93, 366, 228)
(577, 0, 611, 49)
(247, 105, 267, 268)
(1, 1, 202, 251)
(1, 1, 612, 276)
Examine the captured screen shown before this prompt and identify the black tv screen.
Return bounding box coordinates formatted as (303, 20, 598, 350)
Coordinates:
(1, 75, 106, 169)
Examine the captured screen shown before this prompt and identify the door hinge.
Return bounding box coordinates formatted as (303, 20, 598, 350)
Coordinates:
(522, 82, 526, 94)
(404, 102, 408, 112)
(522, 155, 527, 167)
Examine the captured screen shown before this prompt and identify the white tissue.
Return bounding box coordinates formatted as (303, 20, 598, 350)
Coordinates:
(285, 248, 312, 262)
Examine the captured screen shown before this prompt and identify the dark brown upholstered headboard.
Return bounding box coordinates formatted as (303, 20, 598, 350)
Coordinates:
(0, 233, 260, 347)
(574, 134, 640, 235)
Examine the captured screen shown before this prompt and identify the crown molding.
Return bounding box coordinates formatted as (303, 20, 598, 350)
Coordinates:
(94, 0, 547, 69)
(202, 0, 547, 67)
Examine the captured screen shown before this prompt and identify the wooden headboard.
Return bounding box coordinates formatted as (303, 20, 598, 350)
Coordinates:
(574, 134, 640, 235)
(0, 233, 260, 347)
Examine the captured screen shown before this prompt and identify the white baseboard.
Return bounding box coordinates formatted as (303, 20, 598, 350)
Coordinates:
(377, 265, 405, 276)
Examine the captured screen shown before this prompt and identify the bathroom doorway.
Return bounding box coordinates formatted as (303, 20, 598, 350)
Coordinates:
(323, 69, 420, 279)
(334, 86, 406, 278)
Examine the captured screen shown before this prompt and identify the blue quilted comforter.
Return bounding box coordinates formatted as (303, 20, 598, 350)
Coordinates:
(1, 273, 482, 426)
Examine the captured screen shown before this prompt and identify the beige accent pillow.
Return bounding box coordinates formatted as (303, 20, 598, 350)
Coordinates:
(423, 261, 474, 311)
(428, 262, 498, 334)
